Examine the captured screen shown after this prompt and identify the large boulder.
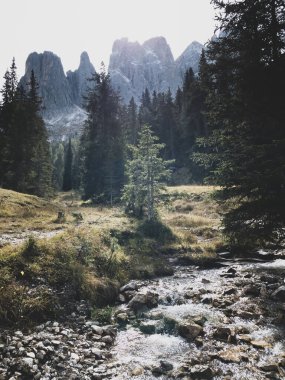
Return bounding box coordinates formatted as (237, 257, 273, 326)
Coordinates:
(177, 320, 203, 341)
(128, 291, 159, 313)
(271, 286, 285, 301)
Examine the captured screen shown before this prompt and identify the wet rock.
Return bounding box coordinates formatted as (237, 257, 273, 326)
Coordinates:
(190, 365, 214, 379)
(212, 326, 233, 342)
(237, 310, 259, 319)
(152, 361, 173, 376)
(152, 366, 163, 376)
(260, 275, 279, 284)
(102, 325, 117, 337)
(160, 360, 173, 372)
(192, 315, 207, 326)
(139, 321, 157, 334)
(147, 310, 164, 320)
(223, 287, 237, 296)
(251, 340, 272, 349)
(201, 295, 213, 304)
(237, 334, 252, 343)
(220, 267, 237, 278)
(120, 281, 138, 293)
(91, 325, 104, 335)
(243, 284, 261, 297)
(124, 290, 138, 301)
(177, 320, 203, 341)
(128, 291, 159, 313)
(218, 347, 248, 363)
(131, 366, 144, 376)
(101, 335, 113, 344)
(116, 312, 129, 324)
(271, 286, 285, 301)
(259, 363, 279, 372)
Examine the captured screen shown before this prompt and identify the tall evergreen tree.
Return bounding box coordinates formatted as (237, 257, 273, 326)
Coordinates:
(124, 97, 139, 145)
(0, 64, 52, 196)
(81, 65, 124, 203)
(62, 138, 73, 191)
(195, 0, 285, 248)
(174, 66, 208, 181)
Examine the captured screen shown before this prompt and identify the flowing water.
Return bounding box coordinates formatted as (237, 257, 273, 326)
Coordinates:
(101, 260, 285, 379)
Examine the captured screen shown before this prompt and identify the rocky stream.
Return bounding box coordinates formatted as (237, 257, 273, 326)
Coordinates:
(1, 257, 285, 380)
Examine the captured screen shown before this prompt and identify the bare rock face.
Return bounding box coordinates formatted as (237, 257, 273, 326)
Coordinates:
(109, 37, 203, 104)
(20, 51, 74, 118)
(67, 51, 95, 107)
(20, 51, 91, 139)
(175, 41, 204, 84)
(19, 37, 203, 139)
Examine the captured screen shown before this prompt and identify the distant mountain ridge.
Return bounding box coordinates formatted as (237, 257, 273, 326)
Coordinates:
(20, 37, 203, 139)
(109, 37, 203, 103)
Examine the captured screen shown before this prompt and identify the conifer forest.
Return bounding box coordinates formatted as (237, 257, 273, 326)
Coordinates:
(0, 1, 285, 379)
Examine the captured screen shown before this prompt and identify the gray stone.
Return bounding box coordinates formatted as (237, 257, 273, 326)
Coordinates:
(190, 365, 214, 379)
(128, 291, 159, 313)
(272, 286, 285, 301)
(177, 320, 203, 341)
(22, 357, 34, 367)
(91, 325, 104, 335)
(120, 281, 138, 293)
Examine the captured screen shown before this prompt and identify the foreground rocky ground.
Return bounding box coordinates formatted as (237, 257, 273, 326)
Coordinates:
(1, 257, 285, 380)
(109, 258, 285, 380)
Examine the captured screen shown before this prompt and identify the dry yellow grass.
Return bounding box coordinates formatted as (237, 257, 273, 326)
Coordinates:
(0, 185, 223, 263)
(166, 185, 218, 194)
(0, 190, 131, 247)
(166, 214, 213, 228)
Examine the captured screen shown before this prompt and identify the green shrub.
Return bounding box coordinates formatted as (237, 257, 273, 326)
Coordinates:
(22, 237, 41, 260)
(91, 306, 113, 324)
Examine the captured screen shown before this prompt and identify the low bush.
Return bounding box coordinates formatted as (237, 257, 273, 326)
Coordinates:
(91, 306, 113, 324)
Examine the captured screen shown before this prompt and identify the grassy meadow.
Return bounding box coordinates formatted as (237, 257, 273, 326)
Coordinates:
(0, 185, 224, 326)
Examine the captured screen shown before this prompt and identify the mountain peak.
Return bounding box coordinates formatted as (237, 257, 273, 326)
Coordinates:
(80, 51, 91, 65)
(175, 41, 203, 77)
(143, 36, 174, 65)
(20, 51, 73, 117)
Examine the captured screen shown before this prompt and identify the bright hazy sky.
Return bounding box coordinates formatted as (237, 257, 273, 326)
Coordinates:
(0, 0, 216, 85)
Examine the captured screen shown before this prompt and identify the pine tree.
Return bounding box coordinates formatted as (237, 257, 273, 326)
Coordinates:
(22, 69, 53, 196)
(195, 0, 285, 248)
(123, 125, 173, 220)
(51, 142, 64, 190)
(0, 63, 52, 196)
(175, 66, 208, 181)
(62, 138, 73, 191)
(124, 97, 139, 145)
(81, 65, 124, 203)
(138, 88, 153, 127)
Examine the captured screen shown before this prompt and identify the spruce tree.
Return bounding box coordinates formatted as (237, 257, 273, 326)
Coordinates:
(195, 0, 285, 248)
(0, 64, 52, 197)
(62, 138, 73, 191)
(81, 65, 124, 203)
(123, 125, 173, 220)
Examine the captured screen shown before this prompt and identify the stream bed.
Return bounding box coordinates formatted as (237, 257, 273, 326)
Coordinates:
(100, 259, 285, 379)
(1, 259, 285, 379)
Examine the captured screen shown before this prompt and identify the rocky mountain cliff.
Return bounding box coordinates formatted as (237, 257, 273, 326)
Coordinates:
(20, 38, 203, 138)
(67, 51, 95, 107)
(109, 37, 203, 103)
(20, 51, 92, 138)
(20, 51, 74, 118)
